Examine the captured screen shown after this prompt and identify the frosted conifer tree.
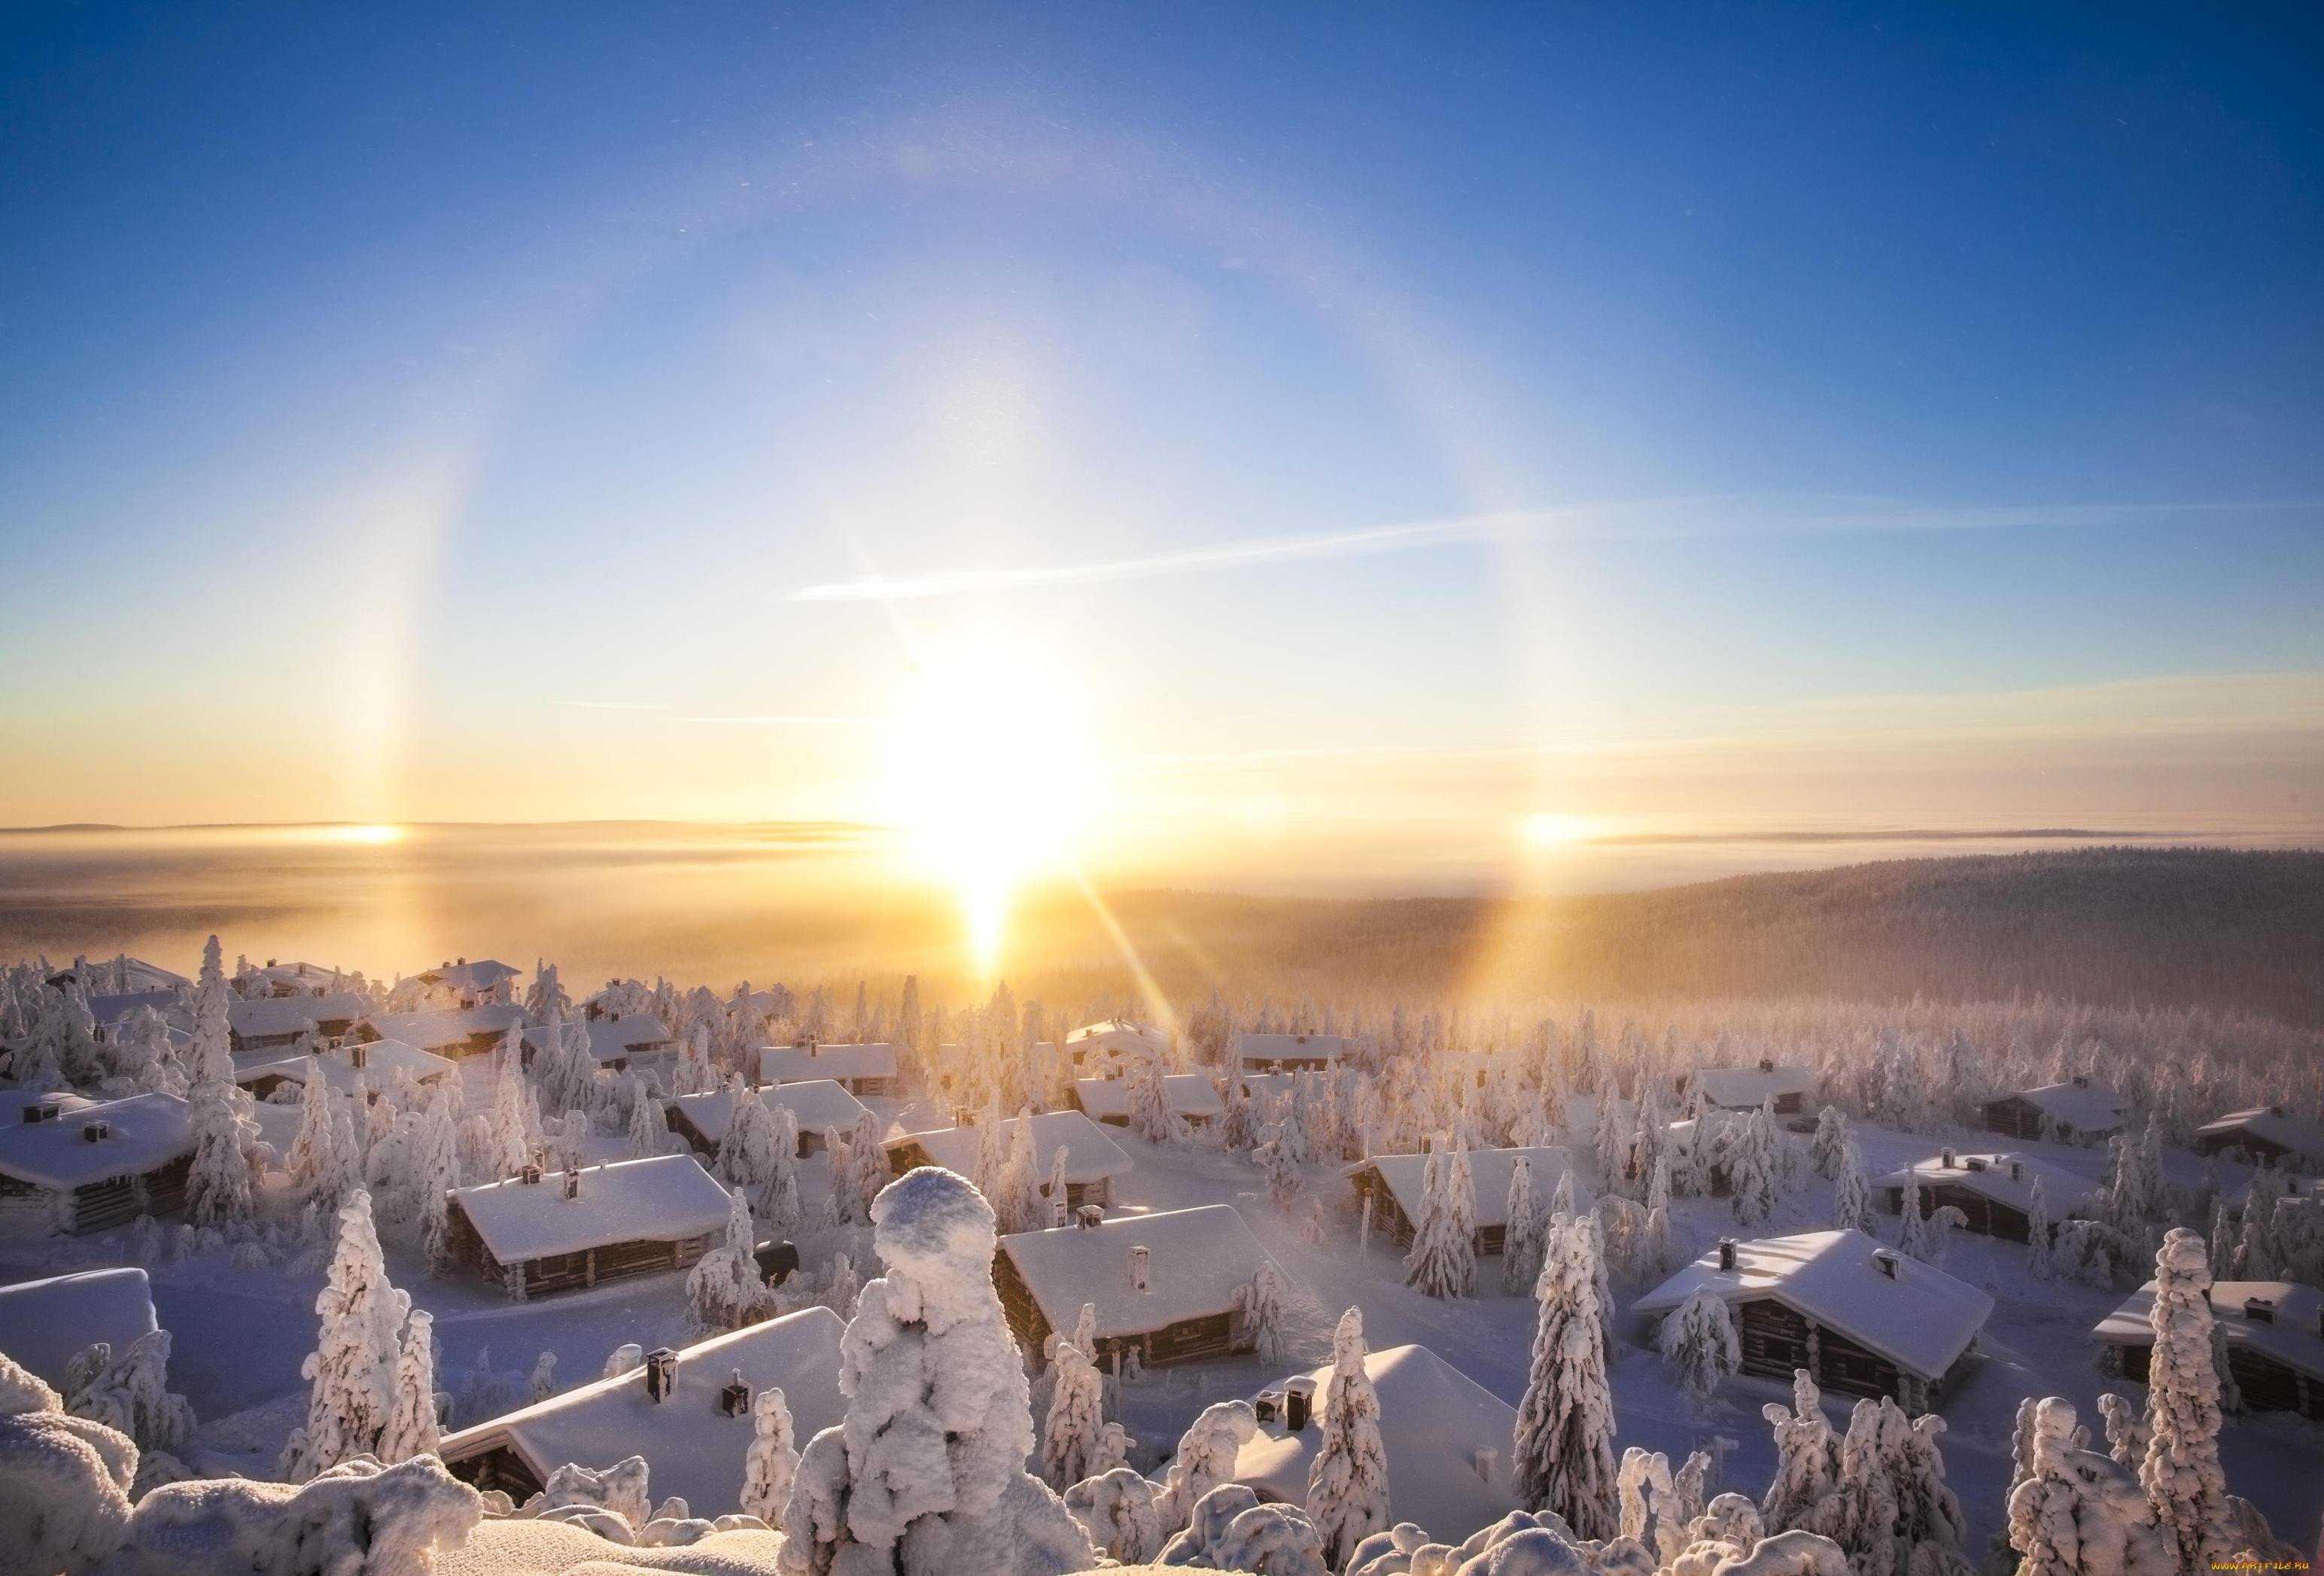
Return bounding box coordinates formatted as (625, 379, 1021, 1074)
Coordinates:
(2206, 1194, 2234, 1280)
(628, 1088, 666, 1158)
(2006, 1397, 2176, 1576)
(2097, 1391, 2149, 1470)
(1810, 1106, 1850, 1179)
(1402, 1138, 1476, 1299)
(1897, 1168, 1932, 1261)
(62, 1329, 196, 1459)
(377, 1307, 440, 1462)
(1729, 1106, 1778, 1228)
(2138, 1228, 2234, 1571)
(689, 1185, 772, 1337)
(1761, 1371, 1840, 1534)
(2232, 1186, 2277, 1279)
(1306, 1307, 1390, 1571)
(1659, 1286, 1741, 1404)
(2025, 1174, 2055, 1280)
(1126, 1055, 1189, 1145)
(1151, 1401, 1259, 1535)
(777, 1166, 1091, 1576)
(1256, 1119, 1303, 1208)
(832, 1109, 891, 1227)
(742, 1385, 798, 1524)
(1245, 1259, 1288, 1367)
(997, 1114, 1045, 1235)
(716, 1074, 780, 1199)
(184, 1076, 254, 1228)
(1039, 1340, 1104, 1490)
(281, 1190, 410, 1480)
(284, 1063, 336, 1198)
(1501, 1155, 1546, 1295)
(1512, 1215, 1617, 1538)
(765, 1104, 806, 1240)
(528, 1350, 556, 1403)
(1832, 1139, 1872, 1234)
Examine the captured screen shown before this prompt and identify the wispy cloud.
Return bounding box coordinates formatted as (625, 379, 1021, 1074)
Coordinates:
(788, 496, 2313, 604)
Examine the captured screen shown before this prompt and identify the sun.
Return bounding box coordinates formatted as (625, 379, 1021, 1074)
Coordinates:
(1520, 812, 1599, 849)
(883, 642, 1096, 976)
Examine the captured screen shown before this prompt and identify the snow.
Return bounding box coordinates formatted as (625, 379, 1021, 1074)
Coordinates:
(0, 1267, 158, 1387)
(440, 1519, 789, 1575)
(999, 1203, 1279, 1343)
(363, 1003, 531, 1052)
(0, 1091, 193, 1191)
(668, 1081, 870, 1147)
(2197, 1105, 2324, 1165)
(2004, 1081, 2130, 1136)
(1065, 1020, 1171, 1061)
(108, 1452, 482, 1574)
(1234, 1342, 1519, 1544)
(225, 993, 371, 1044)
(87, 990, 184, 1030)
(235, 1038, 456, 1097)
(1070, 1073, 1223, 1124)
(1631, 1228, 1994, 1384)
(1237, 1032, 1346, 1070)
(440, 1307, 846, 1519)
(2093, 1277, 2323, 1383)
(1872, 1150, 2100, 1218)
(418, 959, 521, 993)
(1348, 1145, 1585, 1235)
(894, 1109, 1132, 1188)
(1693, 1066, 1816, 1111)
(756, 1041, 896, 1085)
(449, 1154, 734, 1263)
(525, 1013, 674, 1066)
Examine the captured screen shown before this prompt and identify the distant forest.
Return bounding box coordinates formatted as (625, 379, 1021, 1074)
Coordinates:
(1067, 847, 2324, 1029)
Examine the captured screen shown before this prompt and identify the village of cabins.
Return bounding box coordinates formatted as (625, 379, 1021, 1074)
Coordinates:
(2, 948, 2320, 1565)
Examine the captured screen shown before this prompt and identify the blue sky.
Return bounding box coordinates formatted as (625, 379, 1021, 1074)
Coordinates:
(2, 3, 2319, 872)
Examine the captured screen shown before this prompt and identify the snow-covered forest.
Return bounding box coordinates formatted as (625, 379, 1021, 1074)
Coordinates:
(1, 926, 2320, 1575)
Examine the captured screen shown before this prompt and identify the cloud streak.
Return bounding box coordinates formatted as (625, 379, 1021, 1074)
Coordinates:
(788, 496, 2314, 603)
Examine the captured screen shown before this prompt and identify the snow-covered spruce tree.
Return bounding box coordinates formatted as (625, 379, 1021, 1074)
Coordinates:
(1761, 1370, 1841, 1534)
(62, 1329, 196, 1459)
(1501, 1155, 1546, 1295)
(741, 1384, 798, 1525)
(1402, 1138, 1477, 1299)
(716, 1072, 780, 1195)
(377, 1307, 440, 1462)
(1642, 1154, 1678, 1277)
(1728, 1106, 1778, 1228)
(2138, 1227, 2235, 1571)
(1257, 1118, 1303, 1208)
(1512, 1214, 1617, 1539)
(1040, 1340, 1105, 1491)
(627, 1087, 666, 1158)
(1066, 1467, 1164, 1564)
(1659, 1285, 1741, 1406)
(1832, 1138, 1872, 1234)
(1151, 1400, 1260, 1535)
(2097, 1391, 2149, 1470)
(528, 1349, 557, 1404)
(777, 1166, 1093, 1576)
(281, 1189, 411, 1481)
(2024, 1174, 2055, 1281)
(284, 1064, 336, 1199)
(2006, 1396, 2176, 1576)
(688, 1185, 773, 1337)
(996, 1114, 1046, 1236)
(1810, 1106, 1850, 1179)
(1897, 1168, 1933, 1262)
(1126, 1054, 1190, 1145)
(1245, 1258, 1289, 1367)
(0, 1351, 137, 1574)
(1305, 1307, 1391, 1571)
(832, 1108, 890, 1228)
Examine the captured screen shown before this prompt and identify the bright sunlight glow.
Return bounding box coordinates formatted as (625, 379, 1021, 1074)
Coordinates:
(1520, 812, 1601, 849)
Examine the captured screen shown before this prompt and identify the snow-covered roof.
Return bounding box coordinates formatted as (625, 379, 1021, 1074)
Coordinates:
(1233, 1343, 1519, 1540)
(1066, 1020, 1171, 1059)
(242, 961, 349, 994)
(49, 957, 187, 993)
(2196, 1106, 2324, 1164)
(227, 992, 372, 1041)
(235, 1039, 457, 1096)
(1071, 1074, 1225, 1124)
(362, 1002, 531, 1051)
(1874, 1152, 2100, 1217)
(416, 959, 520, 990)
(1235, 1033, 1345, 1067)
(890, 1110, 1133, 1185)
(439, 1307, 846, 1520)
(1633, 1228, 1994, 1383)
(668, 1080, 871, 1145)
(448, 1155, 732, 1263)
(2001, 1081, 2129, 1133)
(523, 1014, 675, 1065)
(2094, 1280, 2324, 1383)
(0, 1092, 195, 1190)
(999, 1204, 1279, 1341)
(86, 990, 184, 1028)
(0, 1267, 158, 1387)
(758, 1042, 898, 1084)
(1345, 1146, 1587, 1231)
(1694, 1063, 1817, 1109)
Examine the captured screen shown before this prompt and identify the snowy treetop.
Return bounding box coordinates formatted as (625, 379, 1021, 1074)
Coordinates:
(896, 1109, 1132, 1185)
(1000, 1203, 1279, 1340)
(449, 1153, 733, 1261)
(0, 1091, 193, 1189)
(668, 1079, 868, 1145)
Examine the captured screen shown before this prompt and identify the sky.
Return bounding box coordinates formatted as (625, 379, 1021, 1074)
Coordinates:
(2, 2, 2321, 894)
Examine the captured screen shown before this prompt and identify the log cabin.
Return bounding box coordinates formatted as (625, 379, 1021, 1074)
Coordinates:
(443, 1154, 732, 1300)
(885, 1109, 1132, 1214)
(1343, 1145, 1586, 1254)
(2194, 1106, 2324, 1170)
(524, 1012, 676, 1074)
(0, 1091, 194, 1234)
(757, 1041, 899, 1098)
(993, 1203, 1280, 1368)
(234, 1038, 456, 1103)
(1235, 1032, 1344, 1075)
(1877, 1149, 2097, 1243)
(1980, 1078, 2128, 1145)
(2095, 1280, 2324, 1419)
(360, 1002, 533, 1060)
(1069, 1072, 1224, 1130)
(226, 991, 372, 1052)
(1685, 1059, 1817, 1116)
(665, 1079, 871, 1159)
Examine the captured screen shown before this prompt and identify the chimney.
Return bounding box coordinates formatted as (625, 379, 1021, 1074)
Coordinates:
(1255, 1390, 1283, 1425)
(2071, 1074, 2089, 1088)
(2243, 1298, 2275, 1325)
(1717, 1238, 1737, 1271)
(1473, 1447, 1498, 1484)
(349, 1041, 367, 1070)
(521, 1164, 543, 1186)
(1077, 1204, 1104, 1230)
(1874, 1251, 1900, 1279)
(2270, 1103, 2285, 1118)
(23, 1103, 59, 1125)
(1130, 1245, 1150, 1292)
(1757, 1057, 1774, 1074)
(2009, 1160, 2024, 1182)
(1940, 1148, 1955, 1169)
(81, 1121, 110, 1143)
(564, 1167, 580, 1200)
(643, 1347, 678, 1402)
(1284, 1376, 1317, 1432)
(717, 1368, 751, 1417)
(1965, 1157, 1987, 1172)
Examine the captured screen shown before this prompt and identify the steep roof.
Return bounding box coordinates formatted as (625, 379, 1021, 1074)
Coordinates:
(1874, 1151, 2100, 1217)
(2094, 1280, 2324, 1383)
(1065, 1021, 1171, 1063)
(2196, 1106, 2324, 1164)
(1695, 1063, 1817, 1109)
(86, 990, 184, 1029)
(363, 1002, 531, 1051)
(0, 1267, 158, 1387)
(448, 1155, 732, 1263)
(1071, 1074, 1225, 1124)
(440, 1308, 847, 1518)
(0, 1092, 195, 1190)
(1233, 1343, 1519, 1541)
(2001, 1081, 2129, 1133)
(890, 1110, 1133, 1185)
(416, 959, 521, 990)
(235, 1039, 457, 1096)
(1633, 1228, 1994, 1383)
(1236, 1032, 1345, 1066)
(668, 1080, 871, 1145)
(48, 958, 187, 993)
(524, 1014, 675, 1065)
(227, 992, 372, 1041)
(759, 1042, 898, 1084)
(1344, 1146, 1587, 1231)
(999, 1204, 1278, 1341)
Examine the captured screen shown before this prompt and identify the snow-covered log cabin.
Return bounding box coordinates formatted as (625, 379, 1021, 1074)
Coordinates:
(1632, 1229, 1994, 1411)
(0, 1091, 196, 1233)
(415, 957, 520, 1007)
(226, 991, 371, 1051)
(47, 957, 188, 993)
(1069, 1072, 1224, 1130)
(1234, 1343, 1520, 1538)
(1235, 1032, 1343, 1074)
(1684, 1058, 1816, 1116)
(359, 1002, 531, 1060)
(443, 1154, 733, 1299)
(1876, 1149, 2095, 1243)
(0, 1267, 159, 1389)
(234, 1038, 455, 1103)
(239, 960, 351, 998)
(1979, 1077, 2128, 1145)
(993, 1203, 1281, 1368)
(440, 1307, 847, 1512)
(665, 1079, 871, 1159)
(886, 1109, 1132, 1212)
(2194, 1105, 2324, 1170)
(1343, 1145, 1585, 1254)
(523, 1012, 676, 1073)
(2095, 1280, 2324, 1418)
(757, 1040, 899, 1097)
(1065, 1018, 1171, 1072)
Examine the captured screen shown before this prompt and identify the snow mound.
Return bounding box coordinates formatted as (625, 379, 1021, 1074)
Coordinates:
(100, 1454, 482, 1575)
